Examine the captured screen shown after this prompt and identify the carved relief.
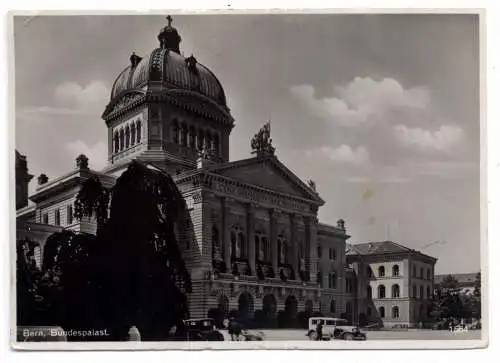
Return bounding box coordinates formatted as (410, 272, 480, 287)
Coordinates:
(211, 178, 311, 213)
(110, 93, 143, 114)
(192, 192, 203, 204)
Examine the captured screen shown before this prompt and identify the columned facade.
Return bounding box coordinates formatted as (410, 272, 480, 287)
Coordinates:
(16, 17, 355, 328)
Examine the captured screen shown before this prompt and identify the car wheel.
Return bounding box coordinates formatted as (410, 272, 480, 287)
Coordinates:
(344, 333, 354, 341)
(308, 331, 317, 341)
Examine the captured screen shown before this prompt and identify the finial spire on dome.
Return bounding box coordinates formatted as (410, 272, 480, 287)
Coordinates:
(158, 15, 181, 53)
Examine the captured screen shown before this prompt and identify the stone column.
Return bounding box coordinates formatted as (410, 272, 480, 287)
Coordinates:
(306, 216, 319, 282)
(269, 209, 278, 275)
(221, 197, 232, 272)
(247, 203, 256, 275)
(289, 213, 298, 279)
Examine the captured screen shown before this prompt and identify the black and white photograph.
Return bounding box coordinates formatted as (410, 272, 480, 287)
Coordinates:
(11, 11, 486, 349)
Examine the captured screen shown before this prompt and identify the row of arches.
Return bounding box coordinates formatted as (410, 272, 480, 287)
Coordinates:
(113, 120, 142, 153)
(369, 284, 431, 299)
(368, 265, 400, 278)
(369, 265, 432, 280)
(215, 293, 300, 322)
(373, 284, 401, 299)
(377, 306, 400, 319)
(211, 224, 290, 264)
(171, 119, 221, 156)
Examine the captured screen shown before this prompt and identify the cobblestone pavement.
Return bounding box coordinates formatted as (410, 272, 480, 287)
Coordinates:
(220, 329, 482, 341)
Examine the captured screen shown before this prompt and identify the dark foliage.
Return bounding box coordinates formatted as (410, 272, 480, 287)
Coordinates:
(16, 239, 43, 325)
(21, 161, 192, 341)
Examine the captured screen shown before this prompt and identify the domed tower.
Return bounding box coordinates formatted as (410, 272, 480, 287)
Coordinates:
(102, 16, 234, 176)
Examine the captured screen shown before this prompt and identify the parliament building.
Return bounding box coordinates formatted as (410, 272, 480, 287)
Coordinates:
(16, 17, 436, 328)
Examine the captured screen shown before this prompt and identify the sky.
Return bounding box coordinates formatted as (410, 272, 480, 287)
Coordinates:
(13, 14, 480, 274)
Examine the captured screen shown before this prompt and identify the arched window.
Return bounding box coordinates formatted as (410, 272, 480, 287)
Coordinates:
(367, 266, 373, 278)
(206, 132, 213, 151)
(230, 225, 246, 259)
(212, 225, 221, 261)
(379, 306, 385, 318)
(427, 286, 431, 298)
(180, 123, 188, 146)
(392, 265, 399, 276)
(329, 271, 337, 289)
(198, 129, 205, 150)
(378, 266, 385, 277)
(378, 284, 386, 299)
(125, 125, 130, 148)
(427, 269, 431, 280)
(419, 286, 424, 299)
(189, 126, 196, 149)
(214, 134, 220, 156)
(230, 230, 237, 259)
(255, 231, 269, 262)
(392, 306, 400, 319)
(119, 129, 125, 151)
(367, 285, 372, 299)
(420, 267, 424, 279)
(114, 131, 119, 153)
(412, 285, 417, 298)
(136, 120, 142, 143)
(172, 120, 179, 144)
(238, 232, 246, 259)
(262, 236, 269, 261)
(131, 123, 136, 146)
(392, 284, 400, 298)
(330, 300, 336, 313)
(298, 242, 305, 271)
(277, 234, 287, 264)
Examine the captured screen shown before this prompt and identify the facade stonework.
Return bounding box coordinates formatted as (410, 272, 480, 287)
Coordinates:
(15, 18, 437, 328)
(346, 242, 437, 327)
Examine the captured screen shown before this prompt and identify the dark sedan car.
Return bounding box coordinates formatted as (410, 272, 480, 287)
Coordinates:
(172, 318, 224, 341)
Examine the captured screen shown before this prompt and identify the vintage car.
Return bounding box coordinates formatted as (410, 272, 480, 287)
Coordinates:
(175, 318, 224, 341)
(306, 317, 367, 341)
(240, 329, 265, 341)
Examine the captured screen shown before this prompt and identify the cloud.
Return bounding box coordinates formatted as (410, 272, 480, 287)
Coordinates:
(66, 140, 107, 170)
(393, 124, 465, 152)
(290, 77, 430, 127)
(54, 81, 109, 110)
(18, 106, 94, 118)
(306, 144, 370, 165)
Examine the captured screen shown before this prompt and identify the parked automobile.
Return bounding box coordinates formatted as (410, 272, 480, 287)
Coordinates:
(240, 329, 265, 341)
(431, 320, 450, 330)
(306, 317, 367, 341)
(175, 318, 224, 341)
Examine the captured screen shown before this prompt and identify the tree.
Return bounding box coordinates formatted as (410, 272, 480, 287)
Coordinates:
(16, 239, 43, 325)
(73, 161, 192, 340)
(22, 161, 192, 341)
(471, 272, 481, 319)
(431, 275, 477, 321)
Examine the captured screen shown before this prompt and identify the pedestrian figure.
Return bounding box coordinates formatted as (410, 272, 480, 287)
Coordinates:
(316, 320, 324, 341)
(233, 319, 242, 341)
(229, 317, 241, 341)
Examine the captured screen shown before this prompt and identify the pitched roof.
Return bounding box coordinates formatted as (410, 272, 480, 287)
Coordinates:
(346, 241, 412, 256)
(203, 154, 325, 204)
